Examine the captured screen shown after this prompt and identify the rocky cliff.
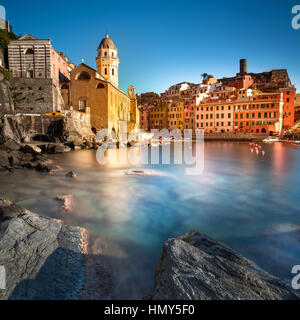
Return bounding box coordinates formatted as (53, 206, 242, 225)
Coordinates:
(0, 80, 14, 116)
(152, 231, 300, 300)
(0, 77, 94, 147)
(0, 110, 96, 171)
(1, 112, 94, 145)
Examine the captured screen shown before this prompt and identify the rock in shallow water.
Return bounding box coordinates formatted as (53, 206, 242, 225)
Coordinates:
(56, 194, 75, 213)
(65, 171, 77, 178)
(152, 231, 300, 300)
(0, 198, 112, 300)
(124, 169, 173, 177)
(21, 144, 42, 154)
(0, 198, 83, 300)
(46, 143, 71, 154)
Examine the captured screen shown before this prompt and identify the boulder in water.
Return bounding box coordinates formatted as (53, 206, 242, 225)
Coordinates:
(55, 144, 71, 153)
(65, 171, 77, 179)
(152, 231, 300, 300)
(47, 143, 71, 154)
(56, 194, 75, 213)
(35, 162, 55, 173)
(22, 144, 42, 154)
(0, 198, 83, 299)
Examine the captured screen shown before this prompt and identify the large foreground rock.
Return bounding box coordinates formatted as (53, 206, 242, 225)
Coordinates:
(152, 231, 300, 300)
(0, 198, 111, 300)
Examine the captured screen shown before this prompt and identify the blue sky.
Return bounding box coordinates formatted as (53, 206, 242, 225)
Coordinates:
(2, 0, 300, 93)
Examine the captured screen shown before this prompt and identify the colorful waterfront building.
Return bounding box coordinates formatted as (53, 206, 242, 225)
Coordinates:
(161, 82, 192, 99)
(195, 101, 234, 133)
(149, 99, 168, 130)
(143, 58, 295, 135)
(183, 98, 196, 130)
(281, 88, 295, 129)
(233, 92, 282, 135)
(137, 92, 160, 105)
(294, 93, 300, 123)
(167, 100, 184, 131)
(139, 105, 150, 131)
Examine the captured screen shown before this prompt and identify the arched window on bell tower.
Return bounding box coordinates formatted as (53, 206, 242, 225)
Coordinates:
(96, 33, 119, 87)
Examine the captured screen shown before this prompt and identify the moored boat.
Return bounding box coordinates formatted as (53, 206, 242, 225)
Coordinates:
(263, 136, 281, 143)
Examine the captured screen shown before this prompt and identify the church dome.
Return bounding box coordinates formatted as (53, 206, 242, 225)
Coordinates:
(98, 33, 116, 50)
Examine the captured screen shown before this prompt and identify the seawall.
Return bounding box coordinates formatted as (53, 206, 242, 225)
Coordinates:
(202, 133, 268, 141)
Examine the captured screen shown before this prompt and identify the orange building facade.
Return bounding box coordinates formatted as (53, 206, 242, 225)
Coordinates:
(184, 99, 195, 130)
(233, 93, 282, 135)
(195, 102, 234, 133)
(149, 100, 168, 130)
(281, 88, 295, 129)
(168, 100, 184, 131)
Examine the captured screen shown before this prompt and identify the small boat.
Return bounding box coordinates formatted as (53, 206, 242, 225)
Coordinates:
(263, 137, 280, 143)
(150, 141, 160, 147)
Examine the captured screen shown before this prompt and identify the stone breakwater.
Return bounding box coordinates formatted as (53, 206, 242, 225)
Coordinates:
(202, 132, 268, 141)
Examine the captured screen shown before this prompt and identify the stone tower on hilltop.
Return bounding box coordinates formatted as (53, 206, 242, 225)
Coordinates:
(96, 33, 119, 88)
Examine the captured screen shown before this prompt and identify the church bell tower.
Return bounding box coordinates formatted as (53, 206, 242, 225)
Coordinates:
(96, 33, 119, 87)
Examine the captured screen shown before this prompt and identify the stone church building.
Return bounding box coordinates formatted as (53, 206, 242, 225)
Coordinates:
(7, 34, 70, 114)
(62, 34, 139, 134)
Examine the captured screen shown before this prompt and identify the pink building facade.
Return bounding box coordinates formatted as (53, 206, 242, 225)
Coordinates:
(195, 102, 234, 133)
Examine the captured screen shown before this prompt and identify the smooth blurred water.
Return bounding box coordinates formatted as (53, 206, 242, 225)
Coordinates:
(0, 141, 300, 299)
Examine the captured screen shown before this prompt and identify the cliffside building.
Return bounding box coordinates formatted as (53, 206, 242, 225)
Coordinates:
(7, 34, 70, 114)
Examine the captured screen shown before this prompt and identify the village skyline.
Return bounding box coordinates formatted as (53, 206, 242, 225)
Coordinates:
(1, 0, 300, 94)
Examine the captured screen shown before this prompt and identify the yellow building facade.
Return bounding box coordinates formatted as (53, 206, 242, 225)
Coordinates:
(64, 34, 139, 135)
(167, 100, 184, 131)
(149, 100, 168, 130)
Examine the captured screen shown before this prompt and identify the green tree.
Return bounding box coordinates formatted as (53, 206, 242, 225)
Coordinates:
(201, 73, 214, 81)
(0, 29, 10, 54)
(201, 73, 208, 80)
(0, 27, 19, 68)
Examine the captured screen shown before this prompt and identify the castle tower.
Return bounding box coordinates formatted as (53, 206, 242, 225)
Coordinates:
(240, 58, 247, 75)
(96, 33, 119, 87)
